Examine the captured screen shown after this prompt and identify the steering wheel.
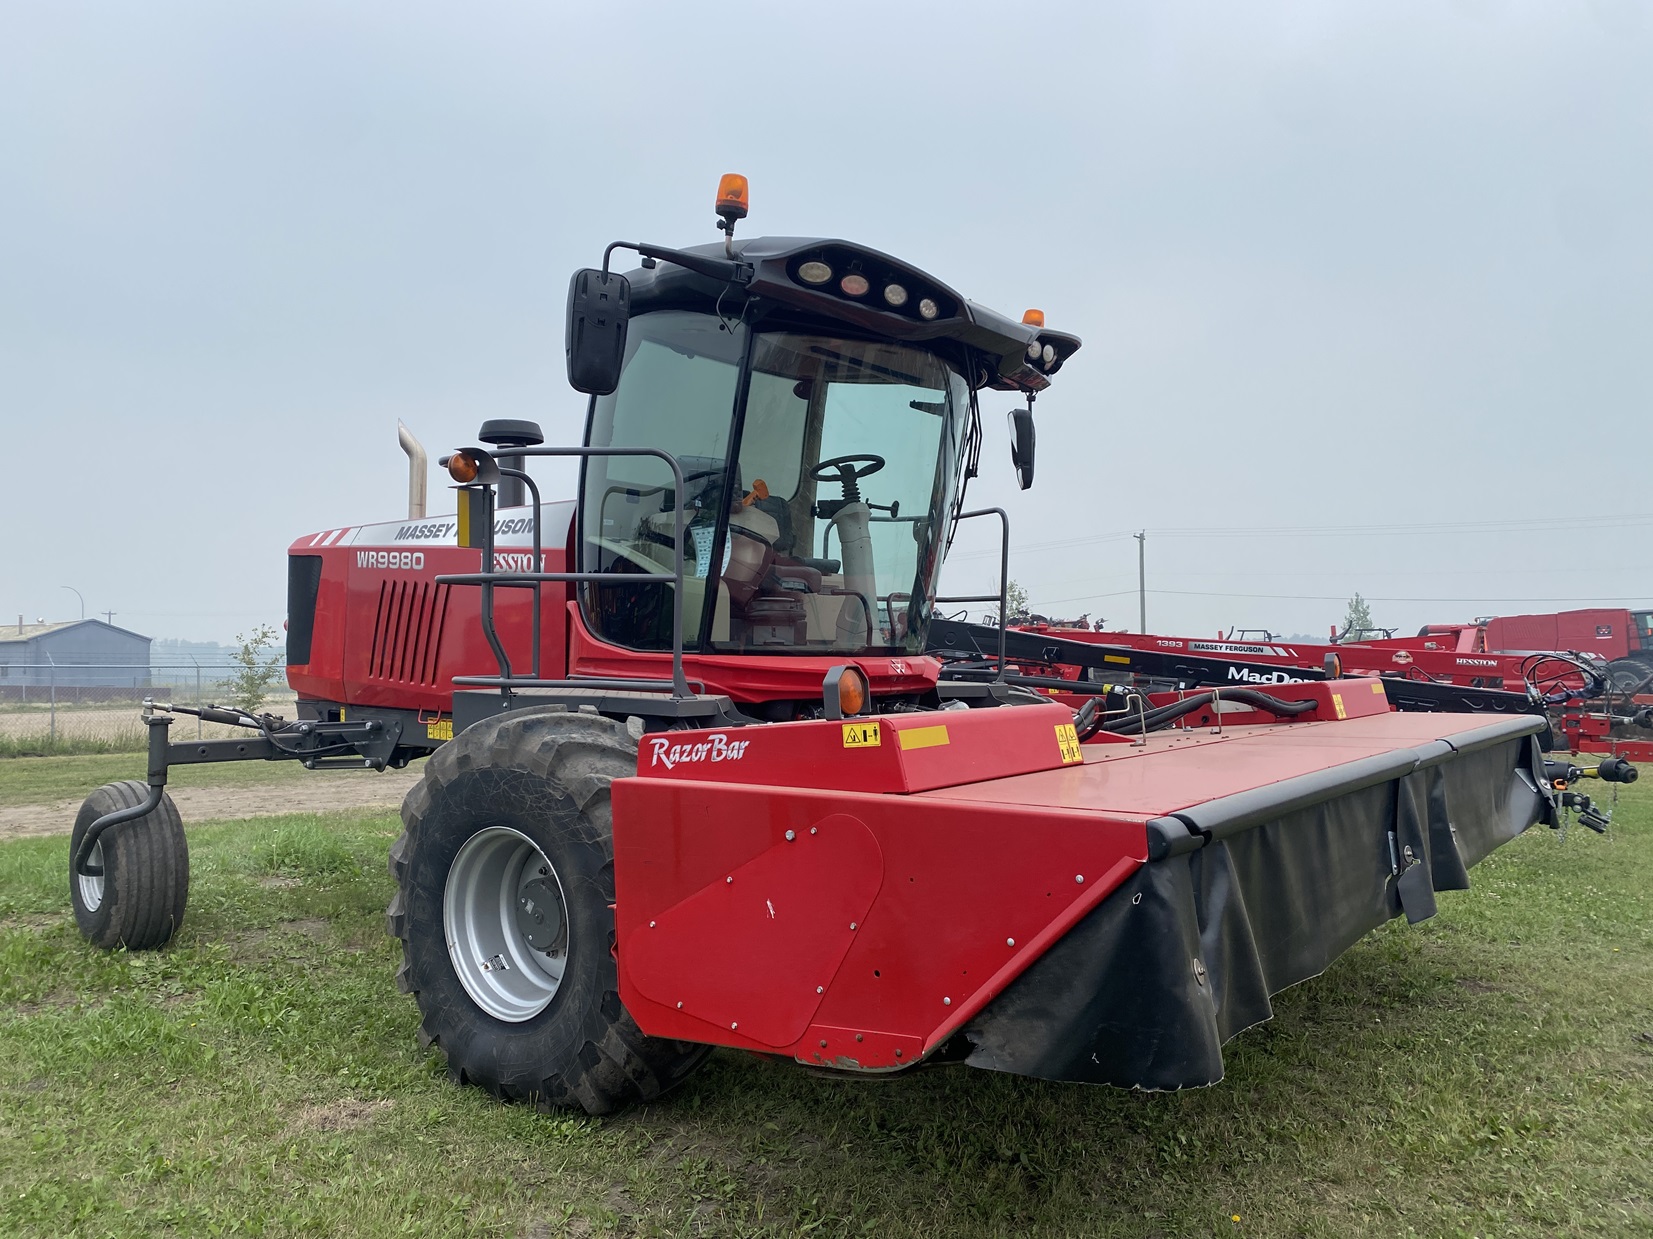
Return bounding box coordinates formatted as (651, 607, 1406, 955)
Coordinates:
(808, 454, 886, 502)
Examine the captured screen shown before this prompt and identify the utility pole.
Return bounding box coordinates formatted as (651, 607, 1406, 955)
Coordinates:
(1134, 531, 1146, 633)
(104, 610, 115, 626)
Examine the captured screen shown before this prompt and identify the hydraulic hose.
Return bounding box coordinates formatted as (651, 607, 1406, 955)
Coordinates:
(1520, 651, 1608, 704)
(1077, 688, 1318, 740)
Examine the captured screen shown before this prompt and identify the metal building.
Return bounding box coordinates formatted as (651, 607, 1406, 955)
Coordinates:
(0, 619, 152, 697)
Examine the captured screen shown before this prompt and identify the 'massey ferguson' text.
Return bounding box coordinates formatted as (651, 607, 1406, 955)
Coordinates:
(357, 550, 548, 572)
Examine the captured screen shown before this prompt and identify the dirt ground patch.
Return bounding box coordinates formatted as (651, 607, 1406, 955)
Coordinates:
(285, 1097, 395, 1137)
(0, 765, 423, 842)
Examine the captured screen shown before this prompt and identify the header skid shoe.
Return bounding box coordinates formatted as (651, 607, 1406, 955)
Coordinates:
(611, 705, 1550, 1089)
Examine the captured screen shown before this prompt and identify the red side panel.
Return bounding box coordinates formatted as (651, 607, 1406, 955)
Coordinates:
(1555, 609, 1629, 660)
(1481, 609, 1630, 661)
(633, 702, 1081, 793)
(624, 812, 884, 1047)
(612, 778, 1146, 1069)
(1492, 612, 1562, 653)
(286, 504, 575, 713)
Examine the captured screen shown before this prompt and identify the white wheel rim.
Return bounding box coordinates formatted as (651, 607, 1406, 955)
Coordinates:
(443, 826, 569, 1022)
(78, 840, 105, 913)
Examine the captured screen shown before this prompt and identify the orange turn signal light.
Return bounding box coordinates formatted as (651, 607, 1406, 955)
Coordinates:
(823, 664, 869, 720)
(716, 173, 749, 221)
(447, 451, 480, 484)
(1022, 308, 1045, 327)
(838, 668, 867, 717)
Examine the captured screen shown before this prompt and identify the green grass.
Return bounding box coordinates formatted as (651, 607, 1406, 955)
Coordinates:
(0, 753, 323, 808)
(0, 731, 147, 759)
(0, 790, 1649, 1237)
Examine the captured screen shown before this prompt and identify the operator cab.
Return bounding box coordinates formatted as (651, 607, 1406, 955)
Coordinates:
(583, 313, 968, 656)
(573, 179, 1080, 664)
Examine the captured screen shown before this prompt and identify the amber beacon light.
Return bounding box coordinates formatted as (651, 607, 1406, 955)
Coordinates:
(715, 174, 750, 221)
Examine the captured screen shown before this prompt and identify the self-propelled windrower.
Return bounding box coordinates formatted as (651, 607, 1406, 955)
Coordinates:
(71, 176, 1597, 1113)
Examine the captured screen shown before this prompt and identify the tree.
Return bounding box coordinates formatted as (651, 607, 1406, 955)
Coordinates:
(1340, 593, 1375, 641)
(223, 624, 283, 712)
(1004, 579, 1031, 625)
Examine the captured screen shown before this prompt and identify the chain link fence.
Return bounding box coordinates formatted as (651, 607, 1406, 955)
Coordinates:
(0, 662, 297, 757)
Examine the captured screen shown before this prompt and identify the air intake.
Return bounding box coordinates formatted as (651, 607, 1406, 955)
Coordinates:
(369, 579, 449, 685)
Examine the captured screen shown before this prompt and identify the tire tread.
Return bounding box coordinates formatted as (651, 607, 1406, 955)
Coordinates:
(388, 711, 707, 1115)
(70, 780, 189, 951)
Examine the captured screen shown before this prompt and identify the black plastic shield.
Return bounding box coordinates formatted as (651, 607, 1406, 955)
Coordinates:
(959, 725, 1547, 1090)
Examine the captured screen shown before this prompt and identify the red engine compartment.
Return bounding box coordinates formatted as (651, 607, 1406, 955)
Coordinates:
(286, 504, 943, 713)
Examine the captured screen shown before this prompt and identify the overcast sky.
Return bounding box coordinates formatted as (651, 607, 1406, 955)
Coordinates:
(2, 1, 1648, 646)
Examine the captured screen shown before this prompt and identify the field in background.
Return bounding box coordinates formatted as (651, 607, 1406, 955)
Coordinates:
(0, 660, 296, 757)
(0, 762, 1648, 1237)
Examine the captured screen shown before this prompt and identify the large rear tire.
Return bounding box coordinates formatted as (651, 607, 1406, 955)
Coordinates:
(1607, 657, 1653, 695)
(69, 780, 189, 950)
(386, 708, 711, 1114)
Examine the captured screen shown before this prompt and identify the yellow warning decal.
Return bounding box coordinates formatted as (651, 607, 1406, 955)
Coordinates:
(842, 721, 881, 748)
(897, 724, 950, 751)
(428, 718, 454, 742)
(1331, 692, 1347, 720)
(1372, 681, 1386, 695)
(1055, 722, 1083, 764)
(1103, 654, 1131, 665)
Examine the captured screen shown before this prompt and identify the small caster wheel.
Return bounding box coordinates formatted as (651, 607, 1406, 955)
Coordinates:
(70, 781, 189, 950)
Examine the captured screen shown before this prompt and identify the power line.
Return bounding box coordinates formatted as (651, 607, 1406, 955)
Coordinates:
(948, 512, 1653, 559)
(1036, 587, 1653, 607)
(1154, 515, 1653, 538)
(1127, 565, 1653, 581)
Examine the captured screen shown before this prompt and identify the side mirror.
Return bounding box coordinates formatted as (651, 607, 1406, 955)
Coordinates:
(1008, 406, 1036, 490)
(566, 269, 631, 395)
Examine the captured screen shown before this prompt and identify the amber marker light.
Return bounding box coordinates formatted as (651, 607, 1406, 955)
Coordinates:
(1022, 308, 1045, 327)
(822, 664, 869, 719)
(839, 668, 868, 716)
(447, 451, 480, 484)
(715, 173, 750, 221)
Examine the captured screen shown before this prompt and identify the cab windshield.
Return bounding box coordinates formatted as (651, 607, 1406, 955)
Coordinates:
(581, 310, 966, 656)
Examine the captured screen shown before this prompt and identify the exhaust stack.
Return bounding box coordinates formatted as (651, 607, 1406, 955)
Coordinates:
(398, 421, 428, 520)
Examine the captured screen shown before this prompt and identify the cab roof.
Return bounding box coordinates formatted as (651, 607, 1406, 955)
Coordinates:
(622, 235, 1079, 394)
